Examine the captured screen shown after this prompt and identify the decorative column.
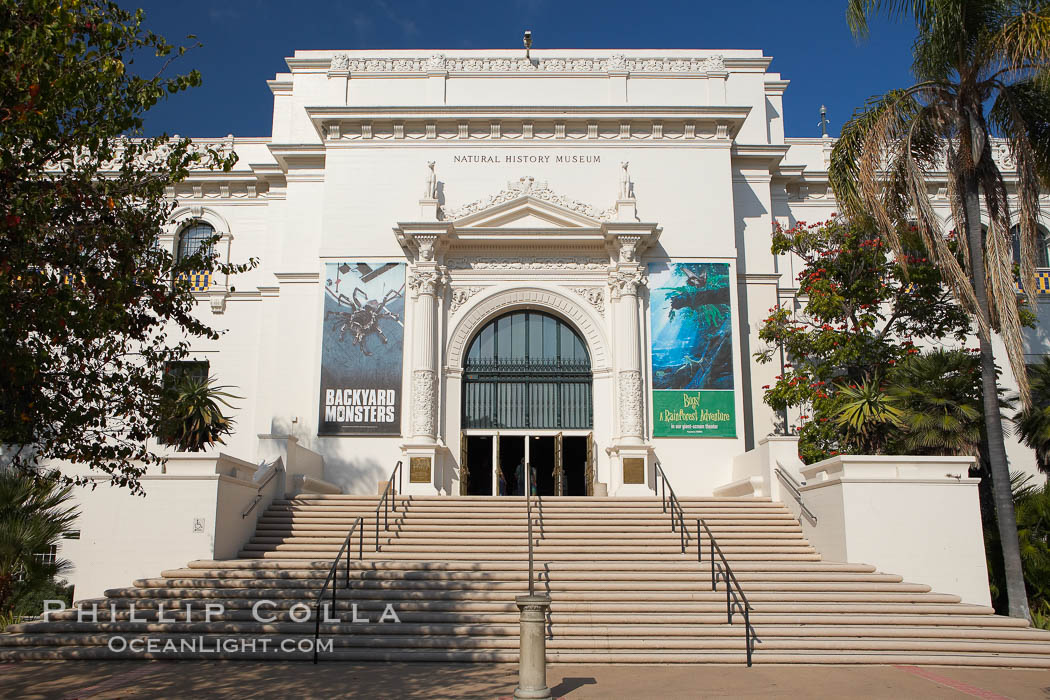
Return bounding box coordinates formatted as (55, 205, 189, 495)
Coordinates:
(610, 238, 646, 444)
(608, 232, 655, 495)
(408, 236, 442, 443)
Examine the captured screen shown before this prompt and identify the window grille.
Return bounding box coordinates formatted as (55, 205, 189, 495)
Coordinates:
(462, 311, 592, 429)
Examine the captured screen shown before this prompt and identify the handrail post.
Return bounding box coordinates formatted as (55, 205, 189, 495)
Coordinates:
(745, 608, 753, 667)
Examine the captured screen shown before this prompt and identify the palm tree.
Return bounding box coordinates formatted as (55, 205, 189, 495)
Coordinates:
(1014, 355, 1050, 473)
(831, 379, 907, 453)
(157, 375, 239, 453)
(830, 0, 1050, 620)
(888, 349, 985, 455)
(0, 469, 78, 617)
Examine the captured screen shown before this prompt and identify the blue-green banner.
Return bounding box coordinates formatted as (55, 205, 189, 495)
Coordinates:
(649, 262, 736, 438)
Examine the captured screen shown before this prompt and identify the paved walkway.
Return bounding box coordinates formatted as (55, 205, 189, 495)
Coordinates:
(2, 661, 1049, 699)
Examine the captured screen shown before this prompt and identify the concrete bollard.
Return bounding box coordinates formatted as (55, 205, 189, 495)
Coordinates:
(514, 594, 552, 700)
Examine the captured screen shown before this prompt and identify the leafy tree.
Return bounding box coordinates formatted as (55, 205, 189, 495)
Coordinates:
(888, 349, 986, 456)
(0, 0, 256, 493)
(831, 0, 1050, 621)
(1014, 356, 1050, 474)
(756, 217, 970, 463)
(0, 468, 78, 618)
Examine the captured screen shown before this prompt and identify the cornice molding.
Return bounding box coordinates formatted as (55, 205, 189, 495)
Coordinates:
(328, 53, 730, 75)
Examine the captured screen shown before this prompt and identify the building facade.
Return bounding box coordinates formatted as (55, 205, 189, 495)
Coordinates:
(58, 48, 1048, 599)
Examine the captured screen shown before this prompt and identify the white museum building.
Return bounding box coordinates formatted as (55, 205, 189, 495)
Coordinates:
(54, 48, 1050, 614)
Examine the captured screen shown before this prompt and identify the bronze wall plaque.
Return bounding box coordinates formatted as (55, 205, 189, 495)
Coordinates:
(622, 457, 645, 484)
(410, 456, 431, 483)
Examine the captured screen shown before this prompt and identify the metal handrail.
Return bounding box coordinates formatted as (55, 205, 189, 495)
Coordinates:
(774, 462, 817, 524)
(526, 460, 535, 596)
(313, 515, 363, 663)
(654, 462, 687, 553)
(241, 460, 282, 518)
(698, 517, 758, 667)
(374, 461, 404, 552)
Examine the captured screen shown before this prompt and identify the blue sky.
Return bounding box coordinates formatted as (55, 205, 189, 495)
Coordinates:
(131, 0, 918, 139)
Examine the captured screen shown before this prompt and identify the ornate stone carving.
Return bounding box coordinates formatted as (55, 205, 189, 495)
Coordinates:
(609, 270, 648, 298)
(415, 235, 437, 262)
(617, 236, 641, 264)
(442, 176, 616, 221)
(63, 135, 235, 172)
(994, 142, 1016, 170)
(447, 257, 607, 271)
(619, 161, 631, 199)
(572, 287, 605, 315)
(332, 54, 728, 75)
(618, 370, 643, 437)
(412, 369, 437, 438)
(450, 286, 483, 313)
(408, 270, 444, 297)
(425, 53, 447, 72)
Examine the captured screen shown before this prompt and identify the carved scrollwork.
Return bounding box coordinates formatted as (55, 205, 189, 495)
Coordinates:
(449, 287, 483, 313)
(609, 270, 648, 299)
(618, 370, 643, 438)
(408, 270, 445, 297)
(447, 258, 607, 271)
(572, 287, 606, 315)
(442, 175, 616, 221)
(412, 369, 437, 438)
(330, 54, 727, 75)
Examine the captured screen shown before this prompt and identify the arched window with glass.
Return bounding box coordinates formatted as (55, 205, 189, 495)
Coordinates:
(176, 221, 215, 263)
(462, 311, 592, 429)
(1010, 224, 1050, 268)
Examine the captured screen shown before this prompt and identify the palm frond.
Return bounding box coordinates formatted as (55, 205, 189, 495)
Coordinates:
(995, 6, 1050, 71)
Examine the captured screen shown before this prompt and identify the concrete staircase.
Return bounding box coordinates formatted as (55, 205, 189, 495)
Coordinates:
(3, 495, 1050, 665)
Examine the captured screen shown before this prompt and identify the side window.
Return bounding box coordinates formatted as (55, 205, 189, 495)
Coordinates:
(1010, 224, 1050, 268)
(176, 222, 215, 263)
(163, 360, 209, 389)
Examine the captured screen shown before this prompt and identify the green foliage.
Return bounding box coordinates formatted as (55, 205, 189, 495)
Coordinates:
(983, 472, 1050, 615)
(156, 375, 239, 453)
(0, 468, 78, 618)
(1014, 356, 1050, 475)
(830, 379, 906, 454)
(887, 349, 986, 456)
(755, 217, 971, 462)
(0, 0, 257, 492)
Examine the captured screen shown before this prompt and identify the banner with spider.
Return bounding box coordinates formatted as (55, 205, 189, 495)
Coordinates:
(648, 262, 736, 438)
(318, 262, 406, 435)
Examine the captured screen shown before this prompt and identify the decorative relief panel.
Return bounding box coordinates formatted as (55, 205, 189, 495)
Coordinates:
(447, 258, 608, 271)
(442, 176, 616, 222)
(618, 370, 643, 437)
(330, 54, 727, 74)
(449, 286, 483, 313)
(572, 287, 606, 315)
(412, 369, 437, 438)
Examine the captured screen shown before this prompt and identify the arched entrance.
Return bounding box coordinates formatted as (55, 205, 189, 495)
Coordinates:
(459, 310, 594, 496)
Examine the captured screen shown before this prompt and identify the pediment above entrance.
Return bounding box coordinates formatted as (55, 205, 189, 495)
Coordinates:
(442, 177, 613, 227)
(394, 176, 661, 259)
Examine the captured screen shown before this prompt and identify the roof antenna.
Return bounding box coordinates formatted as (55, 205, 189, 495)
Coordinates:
(523, 30, 532, 60)
(818, 104, 830, 137)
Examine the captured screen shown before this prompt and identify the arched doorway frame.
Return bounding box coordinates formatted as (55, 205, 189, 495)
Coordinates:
(443, 284, 613, 495)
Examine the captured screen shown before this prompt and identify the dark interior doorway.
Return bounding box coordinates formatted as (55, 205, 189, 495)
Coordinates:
(498, 436, 525, 496)
(465, 435, 492, 496)
(530, 436, 555, 496)
(563, 436, 588, 497)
